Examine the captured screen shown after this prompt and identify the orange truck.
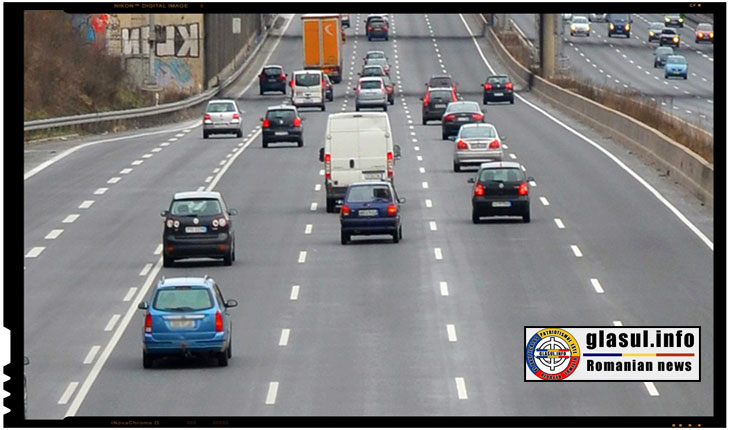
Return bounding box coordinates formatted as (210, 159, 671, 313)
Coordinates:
(301, 14, 343, 83)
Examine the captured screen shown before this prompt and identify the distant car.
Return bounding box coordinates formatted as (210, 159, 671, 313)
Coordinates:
(664, 55, 688, 79)
(664, 14, 684, 28)
(202, 99, 243, 139)
(607, 13, 631, 38)
(381, 74, 395, 105)
(589, 13, 607, 22)
(360, 64, 387, 78)
(427, 74, 457, 92)
(468, 161, 533, 223)
(290, 70, 326, 111)
(561, 13, 573, 21)
(441, 101, 484, 140)
(323, 74, 334, 101)
(138, 276, 238, 368)
(161, 191, 237, 267)
(258, 65, 287, 95)
(341, 13, 350, 28)
(648, 23, 665, 42)
(261, 105, 304, 148)
(365, 57, 390, 75)
(355, 77, 388, 111)
(363, 50, 387, 64)
(483, 75, 514, 104)
(653, 46, 674, 68)
(340, 181, 405, 244)
(24, 356, 29, 419)
(570, 16, 591, 36)
(366, 16, 389, 41)
(453, 123, 503, 172)
(659, 27, 680, 47)
(421, 87, 458, 124)
(695, 23, 713, 44)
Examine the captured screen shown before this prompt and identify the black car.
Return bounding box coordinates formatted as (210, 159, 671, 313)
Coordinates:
(659, 28, 680, 47)
(421, 87, 457, 125)
(607, 13, 631, 38)
(367, 17, 389, 41)
(261, 105, 304, 148)
(258, 65, 287, 95)
(653, 46, 674, 68)
(161, 191, 237, 267)
(648, 23, 665, 42)
(441, 101, 484, 140)
(664, 14, 684, 28)
(427, 74, 457, 92)
(468, 161, 533, 223)
(483, 75, 514, 104)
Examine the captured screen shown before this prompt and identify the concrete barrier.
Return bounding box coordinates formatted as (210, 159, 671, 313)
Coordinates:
(482, 19, 713, 207)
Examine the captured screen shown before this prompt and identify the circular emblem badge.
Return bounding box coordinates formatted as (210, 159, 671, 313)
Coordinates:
(193, 218, 199, 225)
(499, 183, 504, 189)
(526, 328, 580, 380)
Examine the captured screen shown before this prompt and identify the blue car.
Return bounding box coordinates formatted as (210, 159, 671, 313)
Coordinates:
(664, 55, 688, 79)
(340, 181, 405, 244)
(138, 276, 238, 368)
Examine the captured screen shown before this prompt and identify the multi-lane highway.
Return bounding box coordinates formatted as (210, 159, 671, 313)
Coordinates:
(509, 13, 714, 131)
(23, 13, 714, 419)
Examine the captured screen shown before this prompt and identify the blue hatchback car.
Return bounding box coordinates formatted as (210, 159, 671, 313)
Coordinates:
(138, 276, 237, 368)
(340, 181, 405, 244)
(664, 55, 688, 79)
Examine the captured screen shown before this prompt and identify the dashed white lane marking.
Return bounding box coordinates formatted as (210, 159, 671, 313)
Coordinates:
(298, 251, 307, 263)
(571, 245, 583, 258)
(142, 153, 153, 159)
(119, 168, 133, 175)
(58, 382, 79, 405)
(45, 229, 64, 240)
(183, 129, 191, 133)
(205, 176, 213, 183)
(63, 214, 80, 223)
(168, 137, 178, 142)
(315, 184, 322, 191)
(539, 197, 550, 206)
(83, 345, 101, 365)
(425, 199, 432, 208)
(429, 221, 437, 231)
(554, 218, 565, 229)
(123, 287, 137, 302)
(279, 329, 291, 346)
(319, 169, 325, 176)
(447, 324, 457, 342)
(591, 278, 605, 293)
(304, 224, 313, 235)
(160, 142, 170, 147)
(25, 247, 46, 258)
(151, 148, 162, 153)
(219, 160, 226, 166)
(226, 153, 234, 158)
(644, 382, 660, 396)
(509, 153, 517, 159)
(419, 167, 426, 173)
(455, 377, 468, 399)
(104, 314, 121, 332)
(310, 202, 318, 211)
(502, 144, 508, 149)
(265, 382, 279, 405)
(417, 155, 423, 161)
(197, 186, 205, 192)
(139, 263, 152, 276)
(154, 244, 162, 255)
(131, 160, 144, 165)
(94, 188, 108, 195)
(175, 133, 184, 137)
(614, 321, 623, 326)
(290, 285, 300, 301)
(434, 248, 443, 260)
(412, 138, 418, 143)
(440, 281, 449, 296)
(213, 168, 221, 174)
(422, 181, 429, 189)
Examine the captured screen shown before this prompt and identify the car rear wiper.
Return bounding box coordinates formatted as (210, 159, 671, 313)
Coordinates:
(164, 306, 196, 312)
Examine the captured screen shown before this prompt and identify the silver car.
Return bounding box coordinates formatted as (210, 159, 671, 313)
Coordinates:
(203, 99, 243, 139)
(589, 13, 607, 22)
(355, 77, 388, 111)
(570, 16, 591, 36)
(453, 123, 504, 172)
(364, 57, 390, 75)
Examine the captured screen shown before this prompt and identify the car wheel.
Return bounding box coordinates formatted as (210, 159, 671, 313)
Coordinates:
(218, 350, 228, 367)
(510, 97, 515, 104)
(523, 207, 531, 223)
(341, 230, 349, 245)
(356, 105, 361, 112)
(236, 129, 243, 138)
(399, 226, 403, 240)
(654, 61, 658, 68)
(483, 97, 488, 105)
(472, 208, 480, 224)
(259, 88, 264, 95)
(422, 118, 427, 125)
(223, 246, 233, 266)
(163, 253, 173, 268)
(665, 74, 668, 79)
(368, 36, 371, 41)
(298, 138, 304, 147)
(684, 75, 687, 80)
(442, 130, 448, 140)
(383, 104, 388, 112)
(203, 131, 209, 139)
(227, 337, 232, 358)
(390, 97, 394, 105)
(262, 140, 268, 148)
(322, 104, 326, 112)
(453, 161, 461, 172)
(143, 351, 153, 369)
(326, 198, 335, 213)
(392, 229, 399, 243)
(232, 240, 236, 262)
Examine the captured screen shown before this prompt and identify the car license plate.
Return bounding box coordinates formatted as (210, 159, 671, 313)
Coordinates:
(170, 320, 195, 328)
(492, 201, 512, 207)
(275, 131, 288, 135)
(458, 117, 469, 121)
(185, 226, 207, 233)
(494, 92, 504, 96)
(358, 209, 378, 216)
(364, 173, 382, 180)
(435, 104, 446, 108)
(268, 78, 277, 82)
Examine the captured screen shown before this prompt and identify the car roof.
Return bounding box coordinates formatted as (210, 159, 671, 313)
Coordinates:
(173, 191, 223, 200)
(267, 105, 297, 111)
(293, 69, 322, 75)
(662, 28, 677, 32)
(461, 122, 495, 128)
(208, 99, 236, 103)
(157, 276, 214, 289)
(487, 74, 510, 79)
(363, 64, 384, 69)
(448, 100, 479, 106)
(430, 74, 452, 79)
(359, 76, 385, 82)
(349, 181, 391, 187)
(479, 161, 522, 169)
(572, 16, 588, 20)
(263, 64, 283, 69)
(428, 87, 454, 92)
(367, 50, 386, 54)
(697, 23, 712, 28)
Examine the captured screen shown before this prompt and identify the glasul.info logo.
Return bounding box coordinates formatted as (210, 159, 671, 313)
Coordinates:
(525, 328, 580, 380)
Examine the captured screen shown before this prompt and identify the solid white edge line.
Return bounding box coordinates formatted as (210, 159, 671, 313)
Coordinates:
(290, 285, 300, 300)
(207, 131, 259, 191)
(83, 346, 101, 365)
(58, 382, 79, 405)
(279, 329, 290, 346)
(440, 281, 449, 296)
(591, 278, 605, 294)
(123, 287, 137, 302)
(237, 15, 296, 98)
(104, 314, 121, 332)
(455, 377, 468, 399)
(458, 13, 713, 252)
(447, 324, 457, 342)
(265, 382, 279, 405)
(154, 244, 163, 255)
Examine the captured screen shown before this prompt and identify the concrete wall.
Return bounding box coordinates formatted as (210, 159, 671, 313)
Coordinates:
(204, 14, 262, 88)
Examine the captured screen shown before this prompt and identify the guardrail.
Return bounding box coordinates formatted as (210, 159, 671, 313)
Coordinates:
(480, 15, 713, 207)
(24, 14, 280, 133)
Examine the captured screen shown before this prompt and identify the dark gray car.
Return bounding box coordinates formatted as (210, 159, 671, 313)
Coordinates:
(421, 87, 456, 124)
(653, 46, 674, 68)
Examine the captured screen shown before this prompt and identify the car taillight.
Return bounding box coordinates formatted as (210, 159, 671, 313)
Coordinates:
(262, 119, 270, 128)
(484, 83, 492, 91)
(341, 204, 350, 216)
(259, 74, 265, 81)
(472, 113, 483, 121)
(488, 139, 500, 149)
(506, 82, 513, 90)
(518, 183, 529, 196)
(325, 153, 331, 179)
(293, 118, 301, 127)
(697, 32, 703, 37)
(280, 73, 286, 80)
(204, 113, 211, 120)
(321, 79, 325, 87)
(444, 114, 455, 121)
(232, 113, 240, 120)
(289, 80, 294, 87)
(145, 313, 152, 333)
(383, 25, 388, 31)
(368, 25, 373, 31)
(215, 311, 224, 332)
(474, 183, 485, 197)
(387, 152, 393, 177)
(387, 86, 393, 93)
(423, 92, 430, 106)
(457, 140, 469, 150)
(452, 92, 458, 102)
(387, 204, 397, 215)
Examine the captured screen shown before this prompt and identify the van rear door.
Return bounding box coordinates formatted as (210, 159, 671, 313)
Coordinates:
(355, 116, 387, 180)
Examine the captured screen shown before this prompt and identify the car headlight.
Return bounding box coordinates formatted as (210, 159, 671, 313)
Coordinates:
(649, 31, 654, 36)
(625, 24, 630, 31)
(609, 23, 615, 29)
(571, 24, 576, 31)
(173, 220, 180, 228)
(665, 17, 670, 22)
(710, 32, 714, 38)
(587, 25, 590, 31)
(673, 36, 679, 42)
(679, 17, 684, 22)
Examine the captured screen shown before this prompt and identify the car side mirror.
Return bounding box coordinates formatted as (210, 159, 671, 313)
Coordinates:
(24, 356, 29, 365)
(500, 135, 507, 141)
(419, 97, 424, 101)
(319, 148, 325, 162)
(301, 117, 306, 121)
(398, 197, 406, 204)
(160, 210, 169, 217)
(467, 178, 475, 184)
(138, 301, 149, 310)
(353, 88, 357, 91)
(285, 73, 288, 77)
(393, 145, 402, 160)
(259, 117, 264, 122)
(225, 299, 238, 308)
(527, 176, 535, 182)
(228, 208, 238, 216)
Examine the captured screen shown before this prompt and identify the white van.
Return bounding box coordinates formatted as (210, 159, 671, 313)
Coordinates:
(290, 70, 326, 111)
(318, 112, 402, 212)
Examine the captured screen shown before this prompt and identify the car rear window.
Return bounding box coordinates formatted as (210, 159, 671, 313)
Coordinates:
(347, 185, 392, 203)
(370, 19, 386, 26)
(479, 168, 523, 183)
(263, 67, 282, 76)
(430, 90, 452, 99)
(697, 24, 712, 31)
(487, 76, 509, 84)
(429, 77, 453, 87)
(360, 80, 382, 90)
(170, 199, 222, 216)
(154, 287, 214, 311)
(650, 23, 664, 30)
(207, 102, 236, 113)
(367, 52, 385, 59)
(295, 73, 321, 86)
(267, 109, 296, 121)
(362, 67, 383, 76)
(667, 56, 686, 64)
(446, 102, 480, 113)
(661, 29, 677, 35)
(460, 126, 497, 139)
(368, 58, 387, 66)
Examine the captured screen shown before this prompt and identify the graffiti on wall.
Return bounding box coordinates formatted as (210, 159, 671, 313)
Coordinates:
(70, 14, 120, 50)
(154, 57, 194, 90)
(121, 24, 199, 57)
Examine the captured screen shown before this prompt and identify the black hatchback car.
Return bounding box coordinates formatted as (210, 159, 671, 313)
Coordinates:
(366, 17, 389, 41)
(258, 65, 287, 95)
(441, 101, 484, 140)
(468, 161, 533, 223)
(421, 87, 457, 125)
(261, 105, 304, 148)
(161, 191, 238, 267)
(483, 75, 514, 104)
(653, 46, 674, 68)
